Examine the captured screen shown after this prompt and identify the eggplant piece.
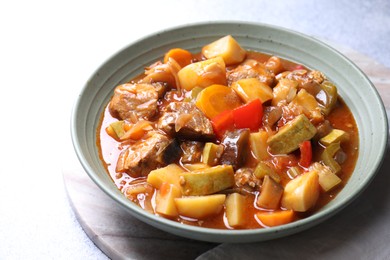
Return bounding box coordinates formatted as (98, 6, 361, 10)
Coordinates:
(220, 129, 250, 169)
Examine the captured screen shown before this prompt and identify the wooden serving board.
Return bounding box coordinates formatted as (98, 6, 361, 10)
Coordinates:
(63, 44, 390, 260)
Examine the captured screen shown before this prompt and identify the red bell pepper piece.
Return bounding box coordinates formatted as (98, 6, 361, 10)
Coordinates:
(299, 140, 312, 168)
(232, 99, 263, 131)
(211, 110, 234, 139)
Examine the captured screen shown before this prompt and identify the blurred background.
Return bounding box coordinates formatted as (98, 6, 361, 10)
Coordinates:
(0, 0, 389, 258)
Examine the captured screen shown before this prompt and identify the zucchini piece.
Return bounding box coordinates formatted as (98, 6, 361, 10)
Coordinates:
(257, 175, 284, 209)
(106, 120, 125, 139)
(320, 129, 349, 146)
(267, 114, 317, 154)
(179, 165, 235, 196)
(253, 162, 281, 183)
(202, 142, 224, 166)
(319, 81, 338, 115)
(321, 142, 342, 174)
(287, 166, 301, 179)
(311, 162, 341, 191)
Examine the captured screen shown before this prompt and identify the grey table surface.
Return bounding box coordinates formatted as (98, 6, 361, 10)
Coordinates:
(0, 0, 389, 259)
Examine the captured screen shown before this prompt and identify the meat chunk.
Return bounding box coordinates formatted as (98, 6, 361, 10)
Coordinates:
(109, 83, 158, 121)
(234, 168, 261, 193)
(276, 70, 325, 96)
(116, 132, 181, 177)
(227, 59, 275, 86)
(180, 141, 204, 164)
(157, 102, 215, 141)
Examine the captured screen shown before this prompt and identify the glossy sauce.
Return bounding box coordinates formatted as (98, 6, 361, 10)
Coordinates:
(97, 51, 359, 229)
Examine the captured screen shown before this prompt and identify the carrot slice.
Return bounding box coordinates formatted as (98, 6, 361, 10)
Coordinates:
(195, 84, 242, 119)
(164, 48, 193, 68)
(256, 210, 295, 227)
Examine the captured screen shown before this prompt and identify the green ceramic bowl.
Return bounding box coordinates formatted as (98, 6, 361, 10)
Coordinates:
(71, 21, 388, 243)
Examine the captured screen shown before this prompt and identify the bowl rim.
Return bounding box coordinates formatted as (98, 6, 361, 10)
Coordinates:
(71, 20, 389, 242)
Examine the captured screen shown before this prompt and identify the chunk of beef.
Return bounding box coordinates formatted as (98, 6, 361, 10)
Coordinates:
(234, 168, 262, 193)
(276, 70, 325, 96)
(180, 141, 204, 164)
(109, 83, 158, 121)
(227, 59, 275, 86)
(157, 102, 215, 141)
(220, 129, 250, 170)
(116, 132, 181, 177)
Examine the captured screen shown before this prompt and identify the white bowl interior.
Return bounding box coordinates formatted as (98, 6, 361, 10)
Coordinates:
(71, 22, 388, 243)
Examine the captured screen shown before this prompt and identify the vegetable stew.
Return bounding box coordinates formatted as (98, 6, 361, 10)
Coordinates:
(98, 35, 359, 229)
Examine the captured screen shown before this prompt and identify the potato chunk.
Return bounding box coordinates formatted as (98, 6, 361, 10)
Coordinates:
(202, 35, 246, 65)
(155, 183, 182, 217)
(225, 193, 246, 227)
(231, 78, 273, 104)
(178, 57, 226, 90)
(281, 170, 320, 212)
(147, 164, 184, 189)
(174, 194, 226, 219)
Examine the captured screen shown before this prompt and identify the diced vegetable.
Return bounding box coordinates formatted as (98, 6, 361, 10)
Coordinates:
(299, 140, 312, 168)
(267, 114, 317, 154)
(265, 56, 284, 75)
(211, 110, 235, 139)
(220, 129, 250, 170)
(202, 35, 246, 65)
(256, 210, 294, 227)
(320, 129, 349, 146)
(174, 194, 226, 219)
(163, 48, 193, 68)
(232, 99, 263, 131)
(231, 78, 273, 104)
(311, 162, 341, 191)
(155, 183, 182, 217)
(179, 165, 235, 196)
(178, 57, 227, 90)
(289, 89, 323, 122)
(281, 170, 320, 212)
(319, 81, 338, 115)
(106, 120, 125, 139)
(120, 120, 153, 140)
(321, 142, 342, 174)
(287, 166, 301, 179)
(253, 162, 280, 183)
(249, 131, 270, 161)
(147, 164, 184, 189)
(182, 163, 210, 171)
(225, 193, 246, 227)
(202, 142, 224, 166)
(257, 175, 284, 209)
(195, 84, 242, 119)
(272, 79, 298, 106)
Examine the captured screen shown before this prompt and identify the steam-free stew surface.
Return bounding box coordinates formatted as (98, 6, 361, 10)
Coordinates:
(98, 35, 358, 229)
